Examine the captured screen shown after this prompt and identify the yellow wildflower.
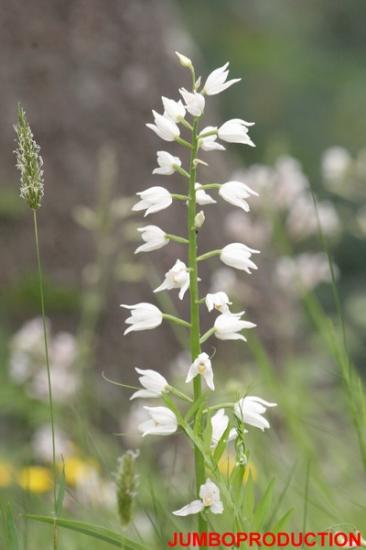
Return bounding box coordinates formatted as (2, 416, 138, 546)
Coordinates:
(61, 457, 97, 486)
(18, 466, 52, 493)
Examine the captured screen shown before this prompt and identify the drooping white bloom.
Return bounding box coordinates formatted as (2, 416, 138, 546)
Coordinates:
(133, 186, 172, 216)
(199, 126, 225, 152)
(130, 368, 169, 400)
(220, 243, 260, 273)
(186, 352, 214, 391)
(138, 406, 178, 437)
(135, 225, 169, 253)
(219, 181, 258, 212)
(195, 183, 216, 205)
(146, 111, 180, 142)
(173, 479, 223, 516)
(218, 119, 255, 146)
(203, 62, 241, 96)
(175, 51, 193, 69)
(214, 312, 256, 342)
(161, 97, 186, 123)
(205, 291, 232, 313)
(153, 151, 182, 175)
(121, 303, 163, 335)
(210, 409, 237, 448)
(154, 259, 190, 300)
(179, 88, 205, 117)
(234, 396, 277, 431)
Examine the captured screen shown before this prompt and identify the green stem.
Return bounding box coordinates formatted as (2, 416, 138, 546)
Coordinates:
(200, 327, 215, 344)
(172, 193, 189, 201)
(170, 386, 193, 403)
(180, 119, 194, 132)
(197, 249, 221, 262)
(166, 233, 189, 244)
(175, 166, 190, 179)
(198, 129, 218, 139)
(201, 183, 221, 190)
(188, 118, 207, 536)
(33, 209, 58, 550)
(162, 313, 191, 329)
(176, 137, 192, 149)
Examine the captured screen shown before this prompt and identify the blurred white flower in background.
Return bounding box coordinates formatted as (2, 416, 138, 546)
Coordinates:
(32, 424, 73, 462)
(9, 319, 79, 403)
(275, 253, 336, 293)
(287, 196, 340, 239)
(322, 146, 352, 183)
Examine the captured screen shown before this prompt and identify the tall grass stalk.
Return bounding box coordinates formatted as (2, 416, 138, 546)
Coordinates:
(14, 105, 58, 549)
(32, 209, 58, 549)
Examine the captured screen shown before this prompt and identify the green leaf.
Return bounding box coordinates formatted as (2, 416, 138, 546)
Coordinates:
(242, 469, 255, 520)
(253, 478, 275, 530)
(229, 464, 245, 504)
(5, 505, 19, 550)
(272, 509, 294, 532)
(25, 515, 148, 550)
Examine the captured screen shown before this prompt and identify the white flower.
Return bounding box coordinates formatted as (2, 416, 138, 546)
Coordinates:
(205, 291, 232, 313)
(220, 243, 260, 273)
(214, 312, 256, 342)
(154, 259, 190, 300)
(162, 97, 186, 123)
(130, 368, 169, 400)
(179, 88, 205, 117)
(218, 119, 255, 146)
(186, 352, 214, 391)
(138, 406, 178, 437)
(199, 126, 225, 151)
(175, 51, 193, 69)
(210, 409, 237, 448)
(203, 62, 241, 95)
(219, 181, 258, 212)
(133, 186, 172, 216)
(135, 225, 169, 253)
(195, 183, 216, 205)
(234, 396, 277, 431)
(173, 479, 223, 516)
(153, 151, 182, 175)
(146, 111, 180, 142)
(121, 303, 163, 335)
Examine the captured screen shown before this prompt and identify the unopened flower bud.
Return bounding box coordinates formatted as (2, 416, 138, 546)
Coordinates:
(195, 210, 205, 229)
(175, 51, 193, 70)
